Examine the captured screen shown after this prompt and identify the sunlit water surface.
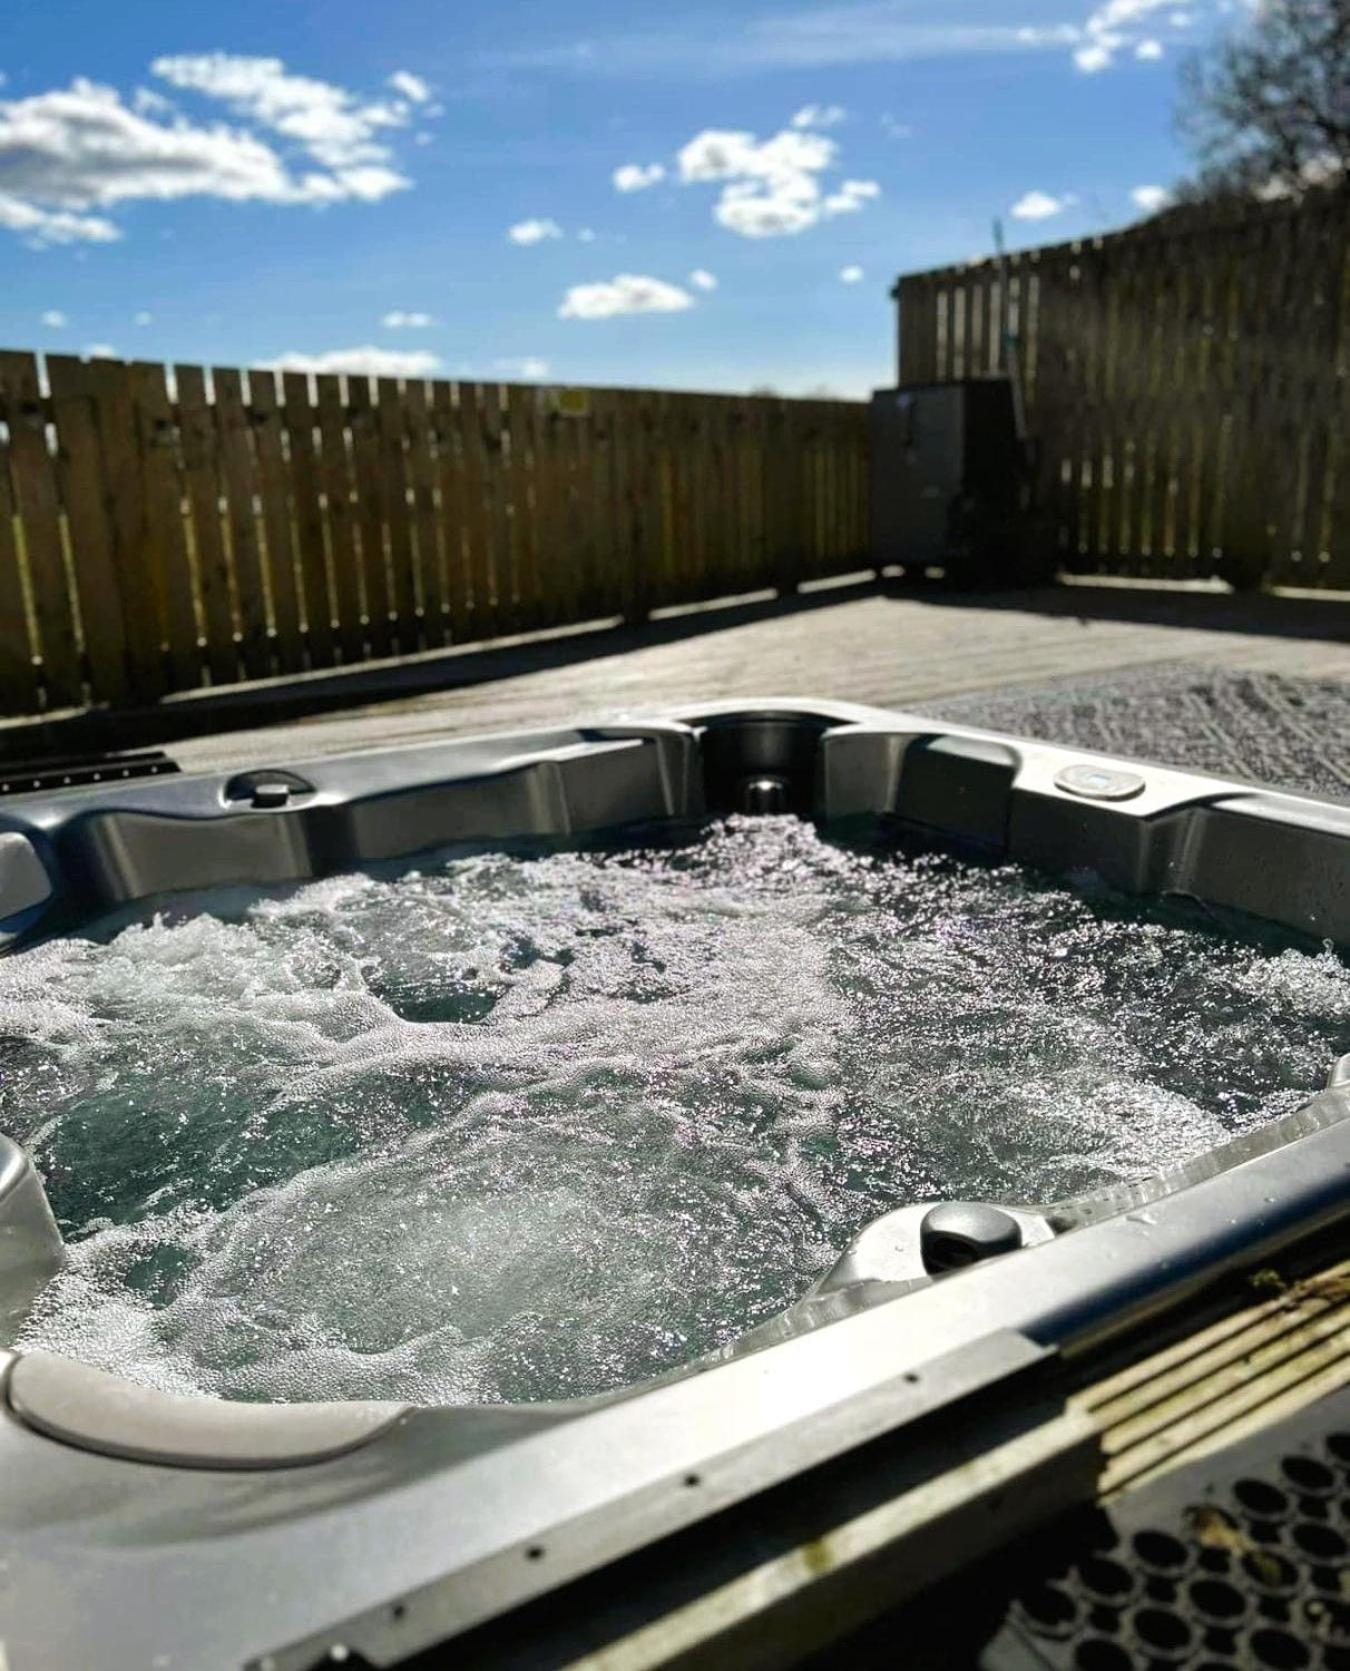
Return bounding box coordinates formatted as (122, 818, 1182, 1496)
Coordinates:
(3, 816, 1346, 1403)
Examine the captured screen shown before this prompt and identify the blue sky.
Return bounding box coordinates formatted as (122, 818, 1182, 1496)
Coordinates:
(0, 0, 1238, 396)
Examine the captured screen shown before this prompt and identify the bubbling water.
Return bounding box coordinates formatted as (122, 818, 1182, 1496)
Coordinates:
(3, 816, 1347, 1404)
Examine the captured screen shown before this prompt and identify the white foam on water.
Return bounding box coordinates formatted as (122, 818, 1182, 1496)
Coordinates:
(3, 816, 1347, 1404)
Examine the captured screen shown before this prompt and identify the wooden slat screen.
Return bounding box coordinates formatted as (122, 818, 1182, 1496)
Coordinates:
(0, 369, 869, 717)
(895, 193, 1350, 589)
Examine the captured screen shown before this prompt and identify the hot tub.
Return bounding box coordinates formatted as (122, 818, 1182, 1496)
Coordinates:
(1, 698, 1348, 1669)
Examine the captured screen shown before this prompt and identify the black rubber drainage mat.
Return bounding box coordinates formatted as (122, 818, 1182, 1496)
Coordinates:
(981, 1386, 1350, 1671)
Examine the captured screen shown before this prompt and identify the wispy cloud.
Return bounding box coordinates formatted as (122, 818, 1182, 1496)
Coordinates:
(790, 103, 846, 128)
(1130, 183, 1172, 212)
(839, 264, 864, 282)
(689, 268, 718, 291)
(382, 309, 435, 327)
(484, 1, 1214, 82)
(558, 274, 695, 320)
(41, 309, 68, 327)
(134, 310, 152, 325)
(485, 5, 1084, 77)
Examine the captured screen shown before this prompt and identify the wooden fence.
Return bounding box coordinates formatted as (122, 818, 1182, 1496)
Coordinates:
(895, 192, 1350, 590)
(0, 356, 868, 716)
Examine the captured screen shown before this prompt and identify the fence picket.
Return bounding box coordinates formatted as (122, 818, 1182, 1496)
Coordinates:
(314, 374, 365, 663)
(457, 382, 499, 640)
(404, 380, 448, 648)
(249, 370, 306, 674)
(212, 367, 271, 678)
(129, 360, 200, 690)
(376, 377, 419, 653)
(0, 419, 39, 713)
(282, 370, 338, 669)
(46, 356, 128, 703)
(175, 365, 237, 686)
(0, 351, 83, 708)
(346, 376, 392, 659)
(429, 381, 472, 642)
(88, 357, 164, 698)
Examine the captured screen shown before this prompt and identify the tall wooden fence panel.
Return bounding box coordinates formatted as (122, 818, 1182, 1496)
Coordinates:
(895, 195, 1350, 590)
(0, 367, 869, 717)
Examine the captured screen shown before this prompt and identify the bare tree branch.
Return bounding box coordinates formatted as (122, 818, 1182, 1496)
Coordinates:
(1178, 0, 1349, 200)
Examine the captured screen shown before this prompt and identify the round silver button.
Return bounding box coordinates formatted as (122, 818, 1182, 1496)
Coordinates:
(1053, 763, 1146, 802)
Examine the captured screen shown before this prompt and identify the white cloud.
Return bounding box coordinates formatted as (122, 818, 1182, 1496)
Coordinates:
(822, 177, 879, 215)
(508, 216, 563, 244)
(717, 188, 817, 237)
(269, 346, 443, 377)
(491, 17, 1083, 75)
(382, 309, 434, 328)
(1135, 38, 1164, 57)
(134, 309, 152, 325)
(0, 191, 120, 246)
(558, 273, 694, 320)
(41, 309, 68, 327)
(132, 87, 174, 116)
(613, 162, 665, 191)
(84, 343, 117, 359)
(387, 71, 431, 103)
(880, 113, 913, 139)
(495, 356, 551, 379)
(1010, 189, 1074, 220)
(679, 126, 836, 183)
(1073, 0, 1177, 72)
(151, 54, 415, 178)
(577, 227, 596, 241)
(790, 103, 846, 128)
(839, 264, 864, 282)
(0, 70, 412, 246)
(677, 123, 876, 239)
(689, 268, 717, 290)
(1130, 183, 1172, 212)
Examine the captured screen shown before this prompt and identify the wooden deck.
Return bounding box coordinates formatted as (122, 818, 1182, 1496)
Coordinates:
(167, 579, 1350, 776)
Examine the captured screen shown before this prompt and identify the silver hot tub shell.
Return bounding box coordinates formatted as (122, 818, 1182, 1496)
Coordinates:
(0, 697, 1347, 1670)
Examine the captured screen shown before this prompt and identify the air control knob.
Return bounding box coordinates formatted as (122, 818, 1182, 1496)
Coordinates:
(919, 1202, 1023, 1273)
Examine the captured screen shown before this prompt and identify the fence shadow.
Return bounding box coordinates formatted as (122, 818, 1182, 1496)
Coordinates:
(0, 575, 883, 764)
(6, 573, 1345, 769)
(885, 576, 1350, 646)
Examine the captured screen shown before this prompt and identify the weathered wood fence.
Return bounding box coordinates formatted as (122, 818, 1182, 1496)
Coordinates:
(895, 192, 1350, 590)
(0, 356, 868, 716)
